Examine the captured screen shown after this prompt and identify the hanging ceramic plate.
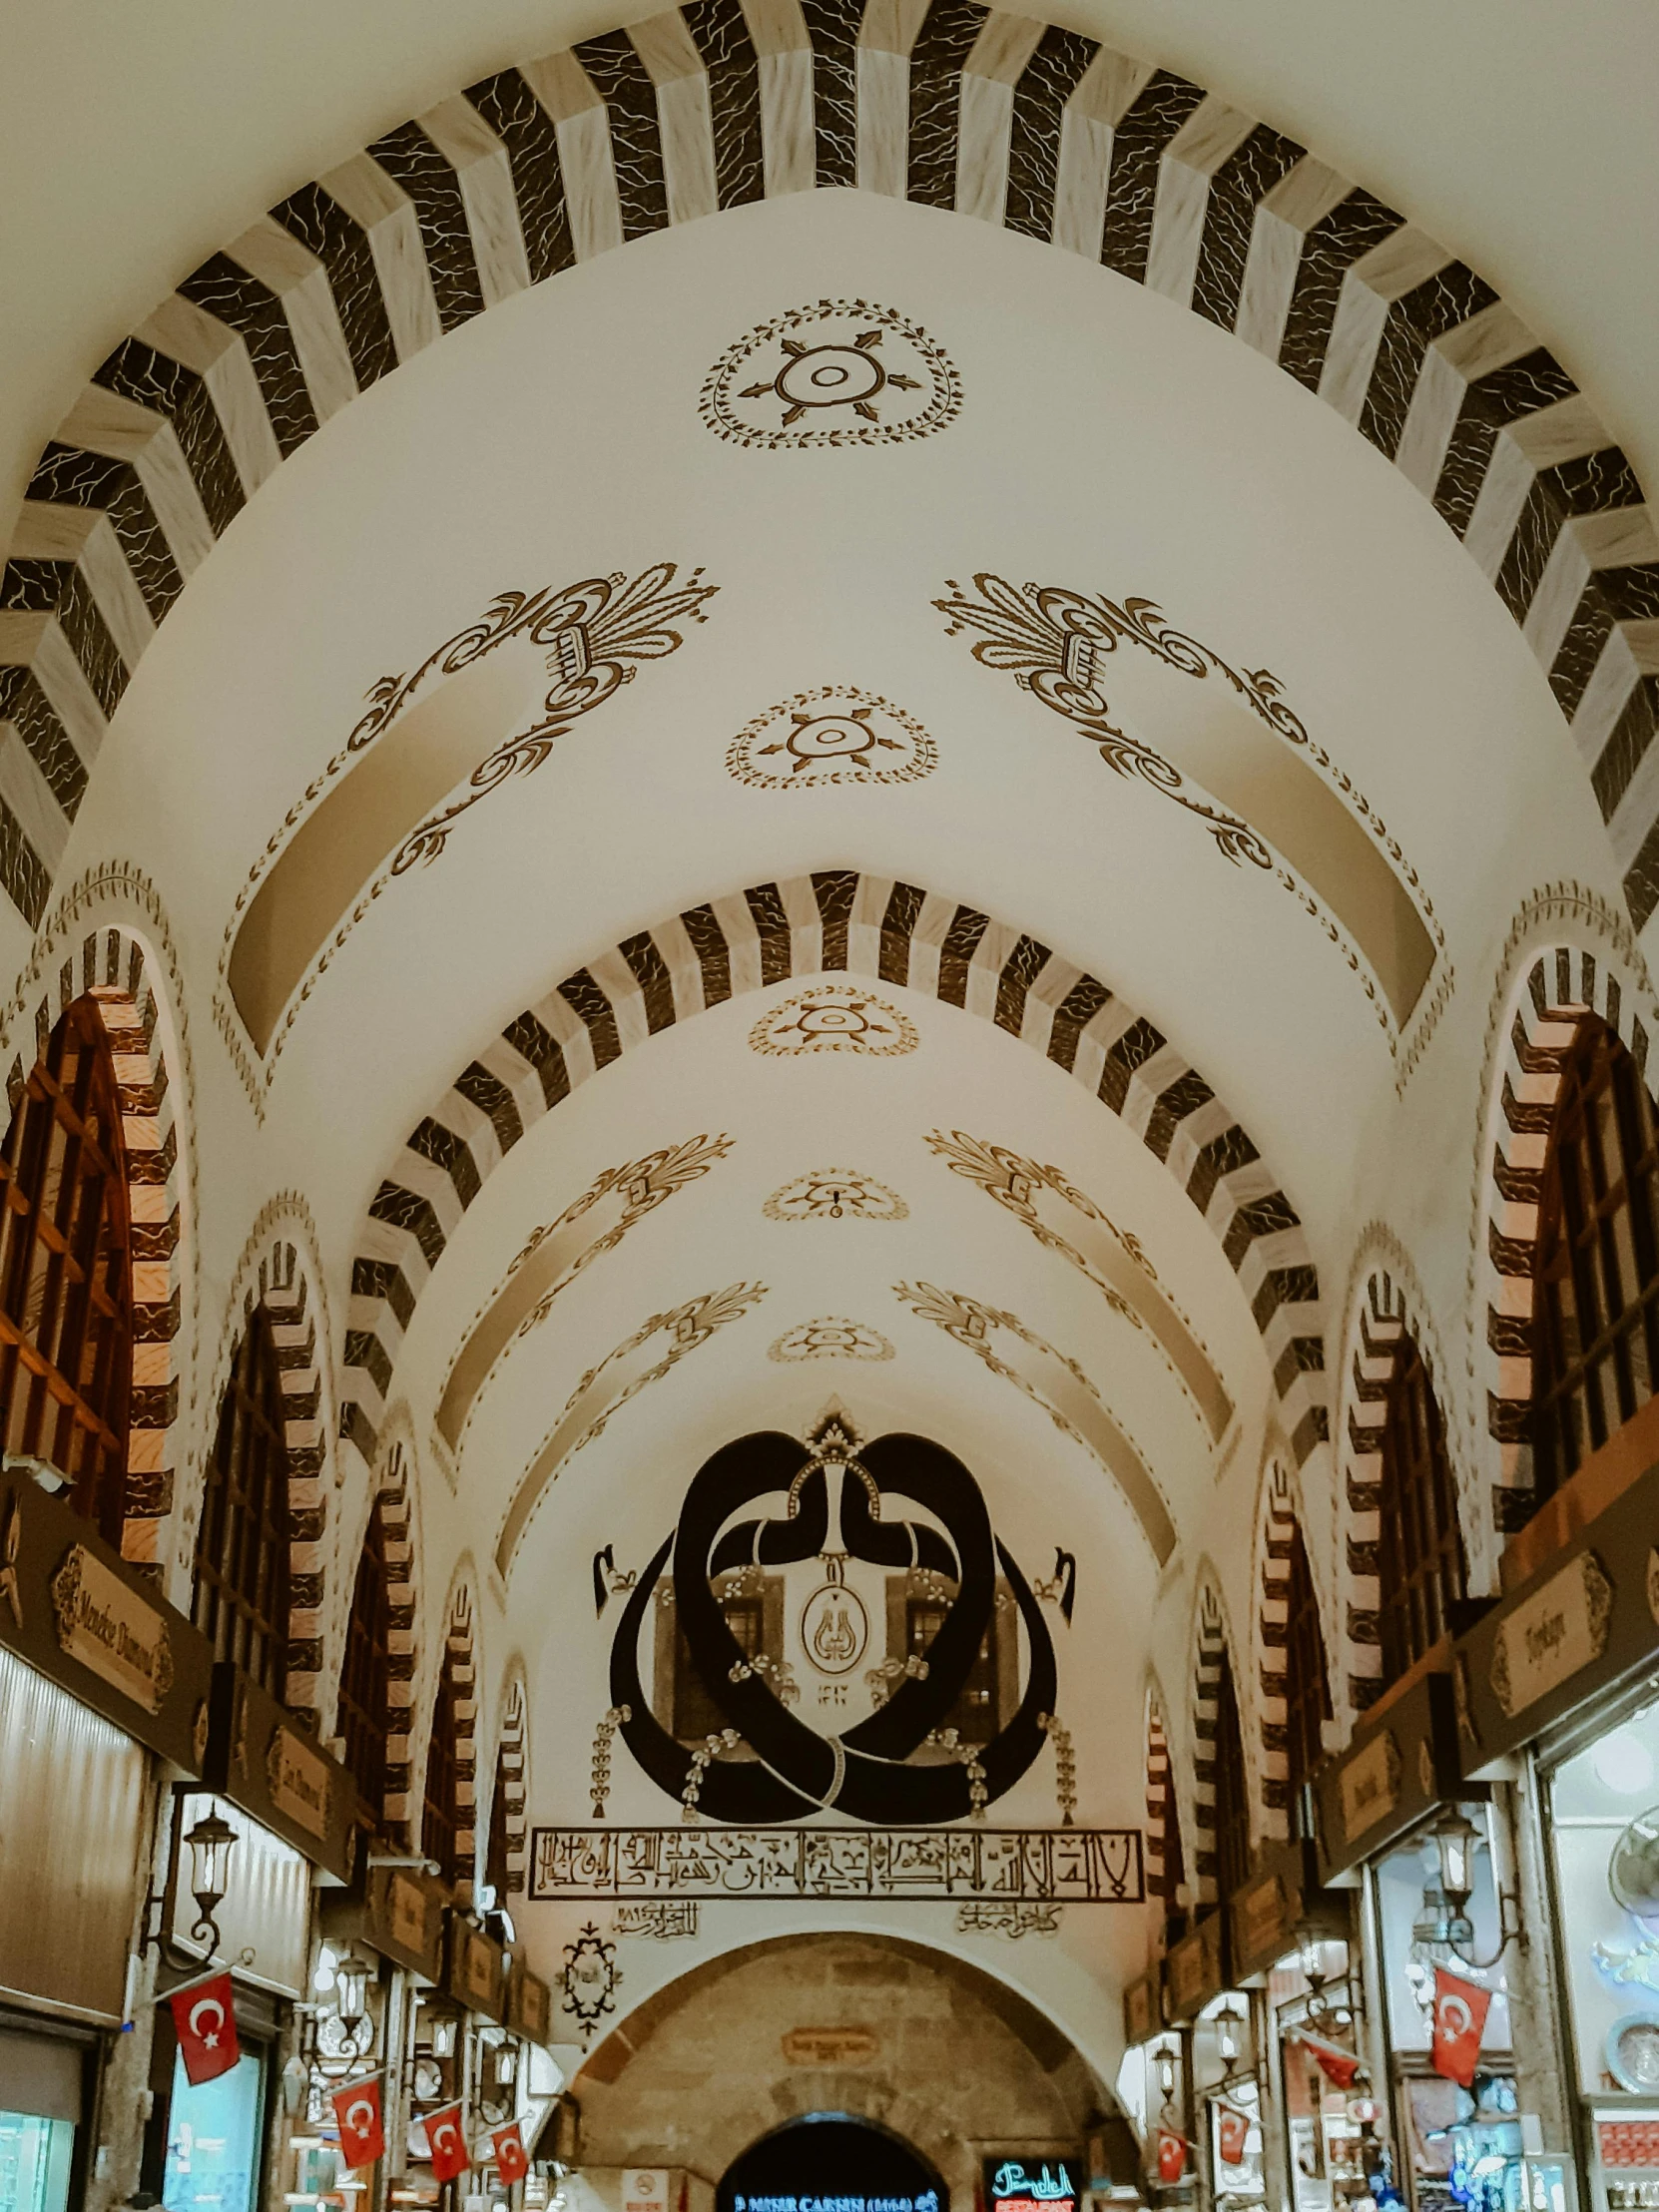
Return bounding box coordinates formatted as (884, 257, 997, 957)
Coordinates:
(1609, 1809, 1659, 1914)
(1606, 2015, 1659, 2092)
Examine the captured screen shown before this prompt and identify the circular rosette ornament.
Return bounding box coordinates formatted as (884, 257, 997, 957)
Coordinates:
(607, 1429, 1059, 1824)
(701, 300, 962, 450)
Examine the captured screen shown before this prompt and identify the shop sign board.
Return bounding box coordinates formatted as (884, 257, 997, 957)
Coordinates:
(0, 1462, 213, 1771)
(1163, 1909, 1228, 2025)
(1122, 1967, 1163, 2046)
(1454, 1452, 1659, 1776)
(505, 1958, 553, 2045)
(321, 1863, 447, 1980)
(1228, 1838, 1350, 1983)
(782, 2026, 879, 2064)
(444, 1915, 507, 2021)
(983, 2158, 1082, 2212)
(1314, 1670, 1465, 1885)
(203, 1663, 358, 1882)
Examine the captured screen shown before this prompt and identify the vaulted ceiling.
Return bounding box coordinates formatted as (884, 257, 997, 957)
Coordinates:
(5, 0, 1656, 2072)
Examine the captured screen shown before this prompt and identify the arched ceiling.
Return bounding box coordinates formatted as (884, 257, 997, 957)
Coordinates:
(5, 0, 1657, 2059)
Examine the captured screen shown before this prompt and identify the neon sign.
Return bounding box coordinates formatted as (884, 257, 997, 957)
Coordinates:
(983, 2160, 1082, 2212)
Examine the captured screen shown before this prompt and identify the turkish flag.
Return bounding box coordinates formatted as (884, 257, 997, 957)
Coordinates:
(1156, 2133, 1186, 2184)
(1298, 2031, 1362, 2089)
(331, 2076, 385, 2171)
(1431, 1965, 1493, 2087)
(492, 2124, 529, 2184)
(170, 1971, 240, 2085)
(1217, 2107, 1249, 2166)
(423, 2104, 470, 2184)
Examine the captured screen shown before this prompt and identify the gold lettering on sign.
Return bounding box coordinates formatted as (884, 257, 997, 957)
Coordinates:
(782, 2027, 879, 2065)
(1240, 1876, 1289, 1957)
(265, 1723, 332, 1840)
(49, 1544, 174, 1713)
(1340, 1730, 1401, 1844)
(389, 1873, 431, 1952)
(1490, 1551, 1614, 1718)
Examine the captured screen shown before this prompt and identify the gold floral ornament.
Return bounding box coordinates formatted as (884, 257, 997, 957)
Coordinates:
(768, 1318, 895, 1364)
(749, 985, 917, 1057)
(727, 685, 937, 790)
(764, 1169, 908, 1222)
(701, 299, 961, 450)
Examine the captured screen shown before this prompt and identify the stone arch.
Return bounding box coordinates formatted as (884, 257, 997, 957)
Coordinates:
(1472, 900, 1659, 1551)
(412, 1564, 481, 1898)
(324, 1429, 420, 1839)
(341, 866, 1331, 1509)
(1189, 1565, 1253, 1905)
(6, 11, 1654, 947)
(1144, 1675, 1181, 1913)
(196, 1195, 336, 1720)
(1332, 1232, 1467, 1719)
(0, 907, 190, 1573)
(1250, 1446, 1336, 1844)
(485, 1659, 530, 1903)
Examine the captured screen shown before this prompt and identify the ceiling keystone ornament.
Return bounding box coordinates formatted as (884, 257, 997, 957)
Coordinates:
(764, 1169, 908, 1222)
(437, 1134, 735, 1448)
(221, 562, 717, 1079)
(749, 984, 917, 1057)
(700, 299, 961, 450)
(892, 1281, 1177, 1567)
(935, 572, 1447, 1050)
(605, 1427, 1060, 1823)
(727, 686, 937, 790)
(769, 1319, 895, 1364)
(924, 1130, 1231, 1440)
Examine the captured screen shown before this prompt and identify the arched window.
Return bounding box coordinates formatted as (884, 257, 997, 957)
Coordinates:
(421, 1644, 464, 1889)
(1531, 1018, 1659, 1501)
(192, 1312, 290, 1695)
(337, 1499, 391, 1832)
(1283, 1524, 1332, 1803)
(1210, 1651, 1251, 1901)
(0, 996, 133, 1543)
(1147, 1706, 1187, 1937)
(1379, 1340, 1466, 1685)
(484, 1739, 517, 1902)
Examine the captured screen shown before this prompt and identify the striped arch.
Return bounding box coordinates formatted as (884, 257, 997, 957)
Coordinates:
(1334, 1242, 1465, 1716)
(203, 1200, 334, 1721)
(1190, 1572, 1247, 1907)
(1480, 934, 1657, 1538)
(489, 1663, 530, 1902)
(1, 924, 186, 1572)
(341, 868, 1330, 1492)
(1144, 1680, 1180, 1911)
(420, 1573, 480, 1903)
(4, 6, 1657, 944)
(1251, 1451, 1334, 1843)
(327, 1434, 420, 1839)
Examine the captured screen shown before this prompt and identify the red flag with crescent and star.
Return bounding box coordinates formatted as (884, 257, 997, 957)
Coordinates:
(1297, 2030, 1362, 2090)
(1156, 2133, 1186, 2185)
(1431, 1965, 1492, 2087)
(169, 1971, 240, 2085)
(331, 2075, 385, 2170)
(424, 2103, 471, 2185)
(1217, 2106, 1250, 2166)
(492, 2123, 529, 2184)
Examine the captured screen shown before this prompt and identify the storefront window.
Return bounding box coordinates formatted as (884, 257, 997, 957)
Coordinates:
(1548, 1686, 1659, 2212)
(1374, 1814, 1516, 2212)
(1195, 1995, 1263, 2208)
(1270, 1944, 1365, 2212)
(163, 2049, 264, 2212)
(0, 2113, 74, 2212)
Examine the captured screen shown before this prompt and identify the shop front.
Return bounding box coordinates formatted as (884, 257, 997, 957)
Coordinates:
(0, 1464, 215, 2212)
(1229, 1840, 1361, 2212)
(1119, 1968, 1179, 2196)
(1317, 1671, 1521, 2212)
(146, 1664, 359, 2212)
(1163, 1915, 1235, 2206)
(316, 1860, 449, 2207)
(1454, 1451, 1659, 2212)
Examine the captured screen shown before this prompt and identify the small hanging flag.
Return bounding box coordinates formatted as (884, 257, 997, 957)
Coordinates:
(170, 1971, 240, 2086)
(1431, 1965, 1493, 2088)
(331, 2074, 385, 2171)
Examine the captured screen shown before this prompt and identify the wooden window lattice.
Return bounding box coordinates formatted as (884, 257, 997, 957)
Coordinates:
(0, 996, 133, 1542)
(1282, 1522, 1332, 1803)
(336, 1498, 392, 1831)
(192, 1310, 291, 1695)
(1378, 1341, 1466, 1685)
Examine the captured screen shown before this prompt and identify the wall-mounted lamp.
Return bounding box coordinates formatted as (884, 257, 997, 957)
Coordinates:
(142, 1794, 241, 1962)
(334, 1951, 371, 2029)
(1418, 1812, 1522, 1972)
(427, 2010, 459, 2060)
(1156, 2044, 1178, 2101)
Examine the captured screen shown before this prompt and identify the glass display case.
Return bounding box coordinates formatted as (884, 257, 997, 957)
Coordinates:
(1547, 1685, 1659, 2212)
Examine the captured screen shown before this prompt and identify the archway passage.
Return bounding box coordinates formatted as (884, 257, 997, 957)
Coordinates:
(718, 2115, 948, 2212)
